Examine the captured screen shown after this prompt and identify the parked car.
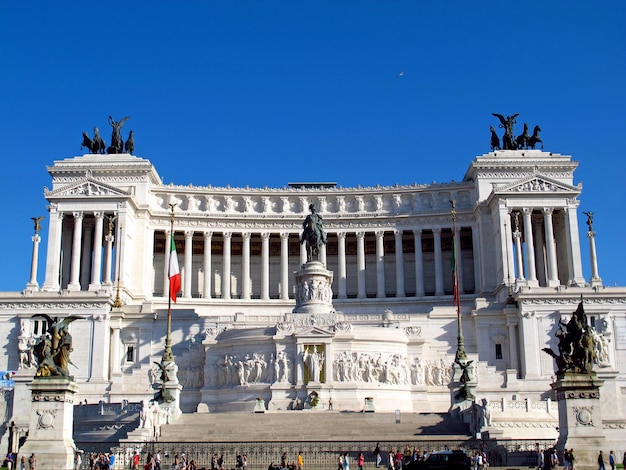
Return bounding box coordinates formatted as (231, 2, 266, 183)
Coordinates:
(407, 450, 471, 470)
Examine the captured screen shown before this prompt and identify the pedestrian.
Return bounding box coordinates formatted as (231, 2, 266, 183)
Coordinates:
(20, 455, 26, 470)
(75, 451, 82, 470)
(133, 452, 140, 470)
(358, 453, 364, 470)
(569, 450, 575, 470)
(297, 452, 304, 470)
(609, 452, 615, 470)
(28, 454, 36, 470)
(387, 449, 395, 470)
(281, 454, 287, 469)
(328, 398, 333, 410)
(373, 444, 381, 469)
(343, 453, 350, 470)
(551, 449, 559, 468)
(598, 451, 605, 470)
(338, 454, 344, 470)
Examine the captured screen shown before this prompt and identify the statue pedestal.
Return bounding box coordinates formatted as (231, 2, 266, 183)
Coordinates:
(293, 261, 334, 314)
(19, 378, 79, 470)
(551, 373, 607, 469)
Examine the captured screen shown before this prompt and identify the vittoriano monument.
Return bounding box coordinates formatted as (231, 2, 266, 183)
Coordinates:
(544, 300, 608, 469)
(19, 315, 82, 470)
(490, 113, 542, 150)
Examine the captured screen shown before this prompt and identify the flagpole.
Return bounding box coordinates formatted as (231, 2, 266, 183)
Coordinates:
(451, 200, 467, 363)
(163, 203, 176, 363)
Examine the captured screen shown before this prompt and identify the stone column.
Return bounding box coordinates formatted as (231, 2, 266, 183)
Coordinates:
(522, 209, 538, 285)
(80, 220, 94, 290)
(27, 230, 41, 290)
(242, 232, 251, 300)
(356, 231, 366, 299)
(183, 231, 194, 298)
(375, 231, 386, 298)
(68, 212, 84, 291)
(222, 232, 232, 300)
(320, 243, 327, 266)
(588, 229, 602, 287)
(433, 228, 444, 296)
(503, 211, 515, 286)
(42, 209, 63, 292)
(103, 224, 114, 286)
(337, 232, 347, 299)
(394, 230, 405, 298)
(533, 219, 547, 286)
(563, 205, 586, 286)
(454, 226, 465, 293)
(280, 233, 289, 300)
(543, 208, 560, 287)
(261, 232, 270, 300)
(513, 229, 525, 281)
(162, 230, 171, 299)
(471, 223, 482, 294)
(203, 231, 212, 298)
(413, 229, 425, 297)
(88, 212, 105, 290)
(300, 239, 307, 266)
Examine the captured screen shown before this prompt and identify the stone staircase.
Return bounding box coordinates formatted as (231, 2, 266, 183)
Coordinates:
(155, 411, 470, 442)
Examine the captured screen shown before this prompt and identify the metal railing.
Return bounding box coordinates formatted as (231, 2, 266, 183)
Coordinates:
(76, 439, 555, 470)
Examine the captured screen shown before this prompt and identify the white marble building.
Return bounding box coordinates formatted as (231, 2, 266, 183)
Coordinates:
(1, 149, 625, 440)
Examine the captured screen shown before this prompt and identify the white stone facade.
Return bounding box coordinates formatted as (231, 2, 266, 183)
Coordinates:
(1, 150, 625, 440)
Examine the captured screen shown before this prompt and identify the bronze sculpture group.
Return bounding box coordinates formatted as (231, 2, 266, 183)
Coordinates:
(31, 314, 82, 378)
(491, 113, 543, 151)
(81, 116, 134, 155)
(543, 300, 597, 377)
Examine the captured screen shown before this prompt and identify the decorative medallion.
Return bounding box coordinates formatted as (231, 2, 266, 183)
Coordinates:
(36, 410, 56, 429)
(574, 406, 594, 426)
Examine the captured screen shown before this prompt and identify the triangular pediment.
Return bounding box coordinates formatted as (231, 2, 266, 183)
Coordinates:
(495, 173, 580, 195)
(45, 177, 131, 198)
(294, 325, 336, 338)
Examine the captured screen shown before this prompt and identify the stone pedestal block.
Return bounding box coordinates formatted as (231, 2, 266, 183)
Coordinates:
(19, 378, 79, 470)
(551, 373, 607, 470)
(293, 261, 334, 314)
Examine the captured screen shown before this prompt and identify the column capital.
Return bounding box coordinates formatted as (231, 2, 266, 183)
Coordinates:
(280, 232, 289, 241)
(375, 231, 385, 239)
(432, 226, 442, 234)
(223, 231, 232, 240)
(522, 207, 533, 216)
(337, 232, 347, 240)
(94, 211, 104, 219)
(356, 231, 365, 240)
(73, 211, 84, 220)
(412, 228, 423, 236)
(394, 229, 403, 238)
(203, 231, 213, 240)
(185, 230, 194, 239)
(242, 232, 252, 241)
(261, 232, 270, 240)
(542, 207, 554, 216)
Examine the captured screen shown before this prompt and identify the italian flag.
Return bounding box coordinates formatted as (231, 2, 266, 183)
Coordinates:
(168, 235, 181, 303)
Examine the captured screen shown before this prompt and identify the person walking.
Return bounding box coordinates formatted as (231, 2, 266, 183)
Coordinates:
(358, 453, 364, 470)
(297, 452, 304, 470)
(373, 444, 381, 469)
(608, 452, 615, 470)
(343, 453, 350, 470)
(28, 454, 36, 470)
(598, 451, 605, 470)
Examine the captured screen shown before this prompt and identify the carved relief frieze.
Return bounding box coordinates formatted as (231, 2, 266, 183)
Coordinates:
(0, 302, 109, 310)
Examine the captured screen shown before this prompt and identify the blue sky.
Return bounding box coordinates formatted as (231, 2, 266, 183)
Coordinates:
(0, 2, 624, 292)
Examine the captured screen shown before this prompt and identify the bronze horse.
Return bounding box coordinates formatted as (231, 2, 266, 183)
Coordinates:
(528, 125, 543, 149)
(489, 126, 500, 151)
(515, 123, 530, 150)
